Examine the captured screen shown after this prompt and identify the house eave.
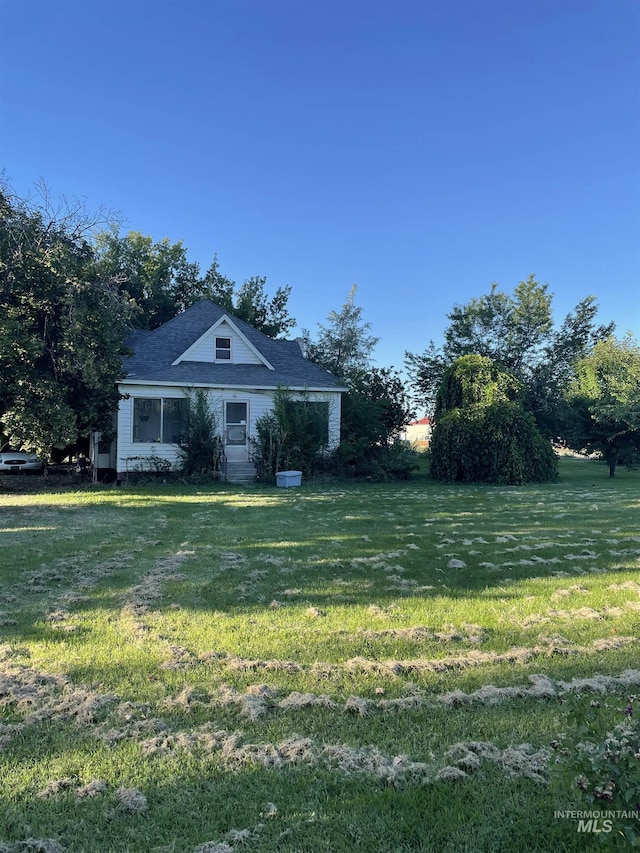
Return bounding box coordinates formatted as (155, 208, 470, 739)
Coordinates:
(119, 378, 347, 393)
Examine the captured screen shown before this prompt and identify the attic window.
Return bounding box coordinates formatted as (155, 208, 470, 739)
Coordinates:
(215, 337, 231, 361)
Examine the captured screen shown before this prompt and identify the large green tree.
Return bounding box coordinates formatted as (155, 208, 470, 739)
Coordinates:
(429, 354, 558, 484)
(564, 335, 640, 477)
(406, 276, 614, 435)
(304, 288, 418, 478)
(95, 233, 296, 337)
(303, 284, 379, 383)
(94, 229, 201, 330)
(0, 184, 131, 455)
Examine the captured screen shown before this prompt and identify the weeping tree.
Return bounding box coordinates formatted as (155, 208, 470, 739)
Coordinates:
(430, 354, 558, 484)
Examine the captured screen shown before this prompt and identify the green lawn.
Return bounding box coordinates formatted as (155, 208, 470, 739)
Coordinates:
(1, 458, 639, 852)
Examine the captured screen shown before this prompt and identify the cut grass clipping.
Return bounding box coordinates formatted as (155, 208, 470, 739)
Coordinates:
(0, 458, 639, 851)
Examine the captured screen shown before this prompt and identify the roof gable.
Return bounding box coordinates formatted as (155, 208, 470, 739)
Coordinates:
(172, 314, 274, 369)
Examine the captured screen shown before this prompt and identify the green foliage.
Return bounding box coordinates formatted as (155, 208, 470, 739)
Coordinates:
(564, 335, 640, 477)
(430, 401, 558, 484)
(252, 387, 330, 481)
(303, 291, 417, 480)
(444, 275, 554, 373)
(94, 228, 200, 330)
(233, 276, 295, 338)
(551, 693, 640, 848)
(406, 277, 614, 436)
(251, 411, 282, 482)
(200, 257, 296, 338)
(330, 438, 419, 481)
(344, 367, 414, 447)
(404, 341, 447, 414)
(0, 182, 131, 456)
(434, 353, 523, 418)
(179, 389, 223, 477)
(430, 355, 558, 484)
(333, 366, 418, 481)
(95, 233, 296, 337)
(303, 284, 378, 382)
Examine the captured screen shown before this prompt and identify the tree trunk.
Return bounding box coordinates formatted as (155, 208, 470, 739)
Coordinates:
(608, 456, 617, 478)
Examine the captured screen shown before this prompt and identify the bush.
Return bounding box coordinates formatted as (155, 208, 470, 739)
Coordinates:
(430, 402, 558, 484)
(178, 389, 223, 477)
(327, 439, 419, 482)
(430, 356, 558, 484)
(434, 353, 523, 416)
(251, 388, 330, 482)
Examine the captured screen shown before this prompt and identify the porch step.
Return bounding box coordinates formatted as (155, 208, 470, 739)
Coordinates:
(225, 461, 257, 483)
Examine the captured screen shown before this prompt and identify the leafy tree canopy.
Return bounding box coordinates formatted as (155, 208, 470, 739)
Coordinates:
(200, 256, 296, 338)
(94, 228, 200, 330)
(0, 181, 131, 455)
(95, 231, 297, 338)
(406, 275, 614, 435)
(564, 334, 640, 476)
(342, 366, 415, 450)
(444, 276, 553, 376)
(434, 352, 522, 419)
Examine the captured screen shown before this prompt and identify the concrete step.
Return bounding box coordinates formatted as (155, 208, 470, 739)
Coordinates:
(225, 461, 256, 483)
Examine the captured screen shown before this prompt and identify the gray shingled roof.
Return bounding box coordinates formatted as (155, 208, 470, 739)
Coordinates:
(121, 300, 347, 391)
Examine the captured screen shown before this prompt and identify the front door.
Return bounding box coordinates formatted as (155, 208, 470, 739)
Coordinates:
(225, 401, 248, 462)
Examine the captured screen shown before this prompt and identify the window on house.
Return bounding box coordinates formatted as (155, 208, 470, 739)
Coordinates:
(133, 398, 187, 443)
(215, 337, 231, 360)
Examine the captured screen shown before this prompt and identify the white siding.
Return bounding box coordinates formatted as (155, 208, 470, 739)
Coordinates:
(116, 385, 342, 476)
(180, 321, 263, 365)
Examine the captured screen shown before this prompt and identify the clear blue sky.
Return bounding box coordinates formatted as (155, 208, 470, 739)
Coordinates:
(1, 0, 639, 372)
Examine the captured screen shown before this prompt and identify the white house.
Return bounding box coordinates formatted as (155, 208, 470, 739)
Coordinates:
(401, 416, 433, 450)
(101, 300, 346, 482)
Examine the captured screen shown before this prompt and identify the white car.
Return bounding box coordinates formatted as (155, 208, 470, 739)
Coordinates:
(0, 444, 44, 473)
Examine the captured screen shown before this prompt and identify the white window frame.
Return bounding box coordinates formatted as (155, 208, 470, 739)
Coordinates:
(215, 336, 232, 362)
(132, 397, 187, 444)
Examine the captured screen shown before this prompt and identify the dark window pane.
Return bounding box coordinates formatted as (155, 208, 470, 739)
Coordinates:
(216, 337, 231, 360)
(163, 398, 187, 444)
(226, 402, 247, 424)
(133, 399, 161, 443)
